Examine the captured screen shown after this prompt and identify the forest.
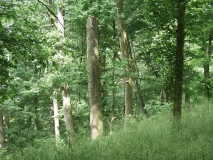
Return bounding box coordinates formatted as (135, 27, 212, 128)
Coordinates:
(0, 0, 213, 159)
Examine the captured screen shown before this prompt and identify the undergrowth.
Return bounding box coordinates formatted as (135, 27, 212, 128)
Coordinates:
(5, 104, 213, 160)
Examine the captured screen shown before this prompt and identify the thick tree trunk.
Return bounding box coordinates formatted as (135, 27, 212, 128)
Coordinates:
(62, 85, 75, 141)
(173, 0, 187, 124)
(87, 16, 103, 139)
(116, 0, 133, 116)
(0, 110, 5, 149)
(204, 33, 212, 103)
(53, 91, 60, 140)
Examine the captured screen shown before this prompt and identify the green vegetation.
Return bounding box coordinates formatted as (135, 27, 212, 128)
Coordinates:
(1, 0, 213, 159)
(5, 105, 213, 160)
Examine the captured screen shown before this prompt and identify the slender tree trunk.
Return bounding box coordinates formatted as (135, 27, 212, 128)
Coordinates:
(128, 39, 147, 116)
(135, 80, 147, 115)
(110, 68, 115, 135)
(0, 110, 4, 149)
(34, 96, 42, 130)
(116, 0, 133, 116)
(185, 92, 190, 105)
(62, 85, 75, 141)
(204, 33, 212, 103)
(4, 113, 9, 143)
(53, 91, 60, 141)
(87, 16, 103, 139)
(110, 21, 118, 135)
(173, 0, 187, 124)
(159, 88, 164, 105)
(50, 99, 55, 134)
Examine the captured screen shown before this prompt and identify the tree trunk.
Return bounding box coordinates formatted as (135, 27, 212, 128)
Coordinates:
(0, 110, 5, 149)
(57, 0, 65, 38)
(128, 39, 147, 116)
(87, 16, 103, 139)
(135, 80, 147, 115)
(159, 88, 164, 105)
(62, 85, 75, 141)
(53, 91, 60, 141)
(116, 0, 133, 116)
(185, 92, 190, 105)
(56, 0, 75, 142)
(204, 33, 212, 103)
(173, 0, 187, 125)
(34, 96, 42, 130)
(50, 99, 55, 135)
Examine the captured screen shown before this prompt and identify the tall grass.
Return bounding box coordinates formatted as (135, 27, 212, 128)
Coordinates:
(6, 104, 213, 160)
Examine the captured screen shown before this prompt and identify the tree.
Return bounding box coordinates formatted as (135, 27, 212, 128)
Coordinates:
(87, 16, 103, 139)
(116, 0, 133, 116)
(173, 0, 189, 124)
(0, 110, 4, 149)
(53, 90, 60, 141)
(204, 32, 212, 103)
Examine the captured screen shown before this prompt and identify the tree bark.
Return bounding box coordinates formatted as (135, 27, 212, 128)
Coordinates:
(204, 33, 212, 103)
(34, 96, 42, 130)
(116, 0, 133, 116)
(50, 99, 55, 135)
(56, 0, 75, 142)
(0, 110, 5, 149)
(62, 85, 75, 141)
(185, 92, 190, 105)
(53, 91, 60, 141)
(173, 0, 187, 124)
(128, 39, 147, 116)
(87, 16, 103, 139)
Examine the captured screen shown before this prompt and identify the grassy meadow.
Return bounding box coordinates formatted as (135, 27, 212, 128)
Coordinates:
(5, 104, 213, 160)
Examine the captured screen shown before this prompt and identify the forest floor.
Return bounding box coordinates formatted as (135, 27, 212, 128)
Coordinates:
(5, 104, 213, 160)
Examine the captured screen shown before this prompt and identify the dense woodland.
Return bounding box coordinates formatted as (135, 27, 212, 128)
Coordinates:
(0, 0, 213, 159)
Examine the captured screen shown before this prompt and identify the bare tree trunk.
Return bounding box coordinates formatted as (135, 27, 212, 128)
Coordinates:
(0, 110, 5, 149)
(62, 85, 75, 142)
(50, 99, 55, 135)
(56, 1, 75, 142)
(116, 0, 133, 116)
(53, 91, 60, 141)
(87, 16, 103, 139)
(173, 0, 187, 125)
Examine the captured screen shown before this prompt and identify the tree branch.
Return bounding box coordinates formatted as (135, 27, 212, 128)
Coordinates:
(181, 0, 191, 6)
(37, 0, 64, 28)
